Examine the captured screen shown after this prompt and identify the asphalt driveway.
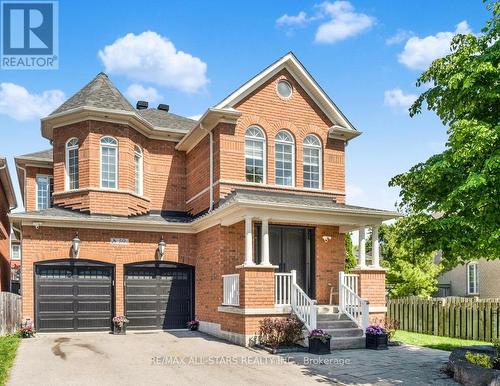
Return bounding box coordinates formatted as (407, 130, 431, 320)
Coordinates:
(7, 331, 456, 386)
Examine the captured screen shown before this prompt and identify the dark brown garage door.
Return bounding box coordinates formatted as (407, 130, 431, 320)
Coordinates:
(35, 261, 113, 332)
(124, 262, 193, 330)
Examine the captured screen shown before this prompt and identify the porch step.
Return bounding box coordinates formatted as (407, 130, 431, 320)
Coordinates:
(317, 313, 350, 321)
(317, 305, 340, 314)
(317, 320, 358, 329)
(323, 327, 363, 338)
(330, 336, 365, 350)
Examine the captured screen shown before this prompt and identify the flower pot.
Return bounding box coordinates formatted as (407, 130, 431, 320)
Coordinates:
(366, 333, 388, 350)
(113, 324, 127, 335)
(308, 337, 331, 355)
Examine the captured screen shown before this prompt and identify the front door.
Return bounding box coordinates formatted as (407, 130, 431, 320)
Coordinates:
(256, 225, 315, 297)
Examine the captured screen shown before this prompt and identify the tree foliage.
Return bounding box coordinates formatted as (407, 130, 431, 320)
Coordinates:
(380, 222, 442, 298)
(344, 233, 357, 272)
(389, 1, 500, 269)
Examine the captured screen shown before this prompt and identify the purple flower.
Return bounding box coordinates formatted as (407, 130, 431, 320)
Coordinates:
(366, 325, 386, 335)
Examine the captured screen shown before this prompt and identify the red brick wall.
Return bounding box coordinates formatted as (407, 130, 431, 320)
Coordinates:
(355, 268, 386, 308)
(0, 182, 11, 291)
(24, 166, 52, 212)
(186, 135, 210, 214)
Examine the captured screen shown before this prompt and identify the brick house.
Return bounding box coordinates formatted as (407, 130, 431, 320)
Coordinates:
(10, 53, 396, 347)
(0, 155, 17, 291)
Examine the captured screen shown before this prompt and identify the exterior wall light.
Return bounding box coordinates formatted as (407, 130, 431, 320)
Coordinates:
(72, 232, 81, 258)
(157, 236, 166, 260)
(322, 235, 332, 243)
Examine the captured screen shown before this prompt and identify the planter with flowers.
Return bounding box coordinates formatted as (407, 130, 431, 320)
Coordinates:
(187, 320, 199, 331)
(112, 316, 129, 335)
(366, 325, 388, 350)
(308, 329, 331, 355)
(19, 319, 35, 338)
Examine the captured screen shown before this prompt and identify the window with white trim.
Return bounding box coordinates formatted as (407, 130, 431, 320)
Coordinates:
(66, 138, 79, 190)
(275, 130, 294, 186)
(467, 262, 479, 295)
(134, 145, 143, 195)
(36, 175, 53, 210)
(100, 136, 118, 189)
(11, 244, 20, 260)
(303, 134, 322, 189)
(245, 126, 266, 183)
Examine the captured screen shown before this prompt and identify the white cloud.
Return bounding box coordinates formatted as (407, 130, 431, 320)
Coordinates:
(398, 21, 471, 70)
(386, 29, 413, 45)
(98, 31, 208, 93)
(276, 11, 310, 28)
(384, 88, 417, 110)
(314, 1, 375, 44)
(125, 84, 162, 103)
(0, 83, 65, 121)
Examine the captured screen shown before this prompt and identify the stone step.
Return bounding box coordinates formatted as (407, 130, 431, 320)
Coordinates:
(330, 336, 366, 350)
(323, 328, 364, 338)
(317, 305, 340, 314)
(317, 313, 350, 321)
(316, 320, 358, 329)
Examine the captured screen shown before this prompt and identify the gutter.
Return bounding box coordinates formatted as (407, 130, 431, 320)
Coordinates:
(200, 123, 214, 212)
(0, 158, 18, 210)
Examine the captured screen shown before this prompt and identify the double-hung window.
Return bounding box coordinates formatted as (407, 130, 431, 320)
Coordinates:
(303, 134, 322, 189)
(275, 130, 294, 186)
(66, 138, 79, 190)
(467, 262, 479, 295)
(36, 175, 53, 210)
(100, 137, 118, 189)
(245, 126, 266, 183)
(134, 145, 143, 195)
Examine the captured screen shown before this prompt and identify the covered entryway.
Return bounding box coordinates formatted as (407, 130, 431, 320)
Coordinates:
(255, 225, 315, 297)
(124, 261, 194, 330)
(35, 259, 114, 332)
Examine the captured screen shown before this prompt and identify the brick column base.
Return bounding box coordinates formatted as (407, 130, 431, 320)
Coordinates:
(237, 266, 277, 308)
(353, 267, 387, 322)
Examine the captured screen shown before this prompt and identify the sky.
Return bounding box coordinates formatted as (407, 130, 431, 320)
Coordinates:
(0, 0, 491, 212)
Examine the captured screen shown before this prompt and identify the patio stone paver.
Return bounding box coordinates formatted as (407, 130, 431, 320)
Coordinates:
(284, 344, 457, 385)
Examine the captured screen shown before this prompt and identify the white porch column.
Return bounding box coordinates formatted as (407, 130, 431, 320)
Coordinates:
(372, 225, 380, 267)
(244, 216, 255, 266)
(260, 218, 270, 266)
(358, 227, 366, 267)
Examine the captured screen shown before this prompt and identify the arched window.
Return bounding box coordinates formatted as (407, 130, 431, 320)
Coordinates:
(100, 136, 118, 189)
(303, 134, 322, 189)
(245, 126, 266, 183)
(467, 262, 479, 295)
(65, 138, 79, 190)
(275, 130, 294, 186)
(134, 145, 143, 195)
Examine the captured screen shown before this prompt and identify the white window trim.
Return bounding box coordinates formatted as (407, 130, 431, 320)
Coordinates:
(244, 126, 267, 184)
(276, 79, 293, 100)
(65, 137, 79, 191)
(303, 134, 322, 190)
(274, 130, 295, 187)
(35, 174, 53, 210)
(466, 261, 479, 295)
(100, 136, 119, 190)
(11, 244, 21, 260)
(134, 145, 144, 196)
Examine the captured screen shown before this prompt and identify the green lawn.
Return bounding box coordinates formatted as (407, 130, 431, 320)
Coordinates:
(0, 334, 21, 386)
(394, 330, 493, 352)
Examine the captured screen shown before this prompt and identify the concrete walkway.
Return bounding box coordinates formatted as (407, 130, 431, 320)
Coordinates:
(8, 331, 456, 386)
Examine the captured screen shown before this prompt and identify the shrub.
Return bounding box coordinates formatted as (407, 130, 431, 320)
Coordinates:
(259, 316, 304, 348)
(465, 351, 493, 369)
(384, 318, 400, 340)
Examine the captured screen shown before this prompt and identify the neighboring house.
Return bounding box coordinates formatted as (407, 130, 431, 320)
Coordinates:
(10, 53, 396, 346)
(0, 156, 17, 291)
(437, 257, 500, 298)
(10, 230, 21, 294)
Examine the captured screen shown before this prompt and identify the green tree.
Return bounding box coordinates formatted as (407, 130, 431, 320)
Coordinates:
(380, 222, 442, 297)
(344, 233, 357, 272)
(389, 1, 500, 269)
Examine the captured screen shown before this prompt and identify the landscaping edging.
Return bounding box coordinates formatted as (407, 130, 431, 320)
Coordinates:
(255, 344, 308, 354)
(446, 346, 500, 386)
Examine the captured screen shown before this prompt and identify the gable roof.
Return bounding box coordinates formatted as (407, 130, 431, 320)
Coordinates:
(214, 52, 360, 138)
(51, 73, 135, 115)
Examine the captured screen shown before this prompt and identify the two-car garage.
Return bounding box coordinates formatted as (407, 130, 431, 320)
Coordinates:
(34, 260, 194, 332)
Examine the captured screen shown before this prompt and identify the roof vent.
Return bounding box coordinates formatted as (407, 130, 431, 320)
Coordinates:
(157, 104, 169, 112)
(136, 100, 148, 110)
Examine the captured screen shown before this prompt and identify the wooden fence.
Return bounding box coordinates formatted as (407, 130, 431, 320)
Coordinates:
(0, 292, 22, 335)
(387, 297, 500, 342)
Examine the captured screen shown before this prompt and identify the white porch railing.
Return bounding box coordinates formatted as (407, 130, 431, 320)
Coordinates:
(222, 274, 240, 306)
(338, 271, 369, 334)
(275, 273, 292, 306)
(343, 273, 359, 294)
(290, 270, 317, 331)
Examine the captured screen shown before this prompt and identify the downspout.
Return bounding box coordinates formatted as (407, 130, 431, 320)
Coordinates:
(200, 123, 214, 212)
